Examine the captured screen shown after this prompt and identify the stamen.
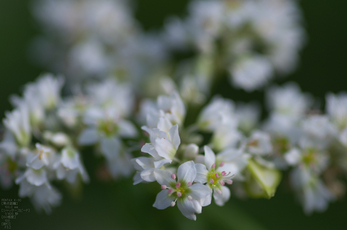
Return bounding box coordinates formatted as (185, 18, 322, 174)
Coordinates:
(220, 162, 225, 167)
(220, 180, 225, 186)
(210, 179, 215, 184)
(188, 196, 193, 201)
(215, 173, 219, 178)
(171, 174, 176, 180)
(176, 182, 181, 188)
(171, 201, 176, 207)
(211, 163, 216, 169)
(187, 182, 192, 187)
(216, 190, 222, 195)
(226, 180, 233, 185)
(168, 188, 173, 193)
(177, 192, 182, 197)
(161, 185, 167, 190)
(221, 171, 226, 176)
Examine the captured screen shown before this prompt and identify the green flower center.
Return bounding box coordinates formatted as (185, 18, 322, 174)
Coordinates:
(98, 120, 119, 137)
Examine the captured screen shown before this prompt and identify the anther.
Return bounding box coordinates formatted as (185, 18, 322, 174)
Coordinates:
(220, 162, 225, 167)
(168, 188, 173, 193)
(171, 201, 176, 207)
(215, 173, 219, 178)
(211, 163, 216, 169)
(216, 190, 222, 195)
(188, 182, 192, 187)
(226, 180, 233, 185)
(221, 171, 226, 176)
(177, 192, 182, 197)
(171, 174, 176, 180)
(161, 185, 167, 190)
(220, 180, 225, 186)
(176, 182, 181, 188)
(210, 179, 215, 184)
(188, 196, 193, 201)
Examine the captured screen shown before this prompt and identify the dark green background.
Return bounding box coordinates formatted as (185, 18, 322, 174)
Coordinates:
(0, 0, 347, 229)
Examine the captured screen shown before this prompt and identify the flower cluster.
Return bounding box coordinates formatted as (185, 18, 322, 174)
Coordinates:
(163, 0, 305, 91)
(0, 75, 138, 212)
(1, 0, 346, 222)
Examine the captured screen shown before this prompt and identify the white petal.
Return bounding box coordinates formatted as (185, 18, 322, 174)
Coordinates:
(26, 169, 47, 186)
(133, 172, 143, 185)
(153, 159, 171, 169)
(154, 169, 175, 186)
(199, 194, 212, 207)
(177, 199, 199, 220)
(177, 161, 196, 183)
(213, 186, 230, 206)
(157, 117, 173, 133)
(78, 128, 99, 145)
(194, 163, 208, 183)
(190, 184, 212, 200)
(204, 146, 216, 170)
(155, 138, 176, 161)
(217, 148, 243, 162)
(140, 169, 156, 182)
(101, 137, 120, 160)
(118, 120, 138, 138)
(153, 190, 174, 210)
(284, 148, 301, 166)
(26, 152, 44, 170)
(141, 143, 160, 159)
(134, 157, 154, 170)
(169, 124, 181, 150)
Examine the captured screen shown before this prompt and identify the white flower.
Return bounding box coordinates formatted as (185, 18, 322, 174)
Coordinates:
(326, 93, 347, 130)
(85, 79, 134, 118)
(153, 161, 211, 220)
(194, 146, 237, 206)
(212, 124, 243, 152)
(230, 55, 273, 92)
(26, 143, 57, 170)
(17, 179, 61, 213)
(156, 92, 186, 126)
(266, 83, 312, 118)
(78, 108, 137, 160)
(299, 115, 337, 149)
(246, 131, 272, 156)
(235, 102, 260, 133)
(16, 168, 48, 187)
(198, 97, 237, 132)
(24, 73, 64, 110)
(141, 122, 180, 164)
(54, 147, 89, 184)
(290, 167, 334, 214)
(3, 106, 31, 147)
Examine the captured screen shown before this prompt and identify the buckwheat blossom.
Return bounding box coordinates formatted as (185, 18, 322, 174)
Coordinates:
(195, 146, 240, 206)
(153, 161, 211, 220)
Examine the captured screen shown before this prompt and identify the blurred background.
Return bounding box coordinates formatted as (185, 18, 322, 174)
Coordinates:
(0, 0, 346, 229)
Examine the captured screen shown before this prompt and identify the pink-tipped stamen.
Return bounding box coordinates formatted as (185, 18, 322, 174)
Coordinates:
(216, 190, 222, 195)
(210, 179, 215, 184)
(221, 171, 226, 176)
(177, 192, 182, 197)
(220, 180, 225, 186)
(226, 180, 233, 185)
(161, 185, 167, 190)
(211, 163, 216, 169)
(220, 162, 225, 167)
(188, 182, 192, 187)
(215, 173, 219, 178)
(171, 201, 176, 207)
(168, 188, 173, 193)
(176, 182, 181, 188)
(171, 174, 176, 180)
